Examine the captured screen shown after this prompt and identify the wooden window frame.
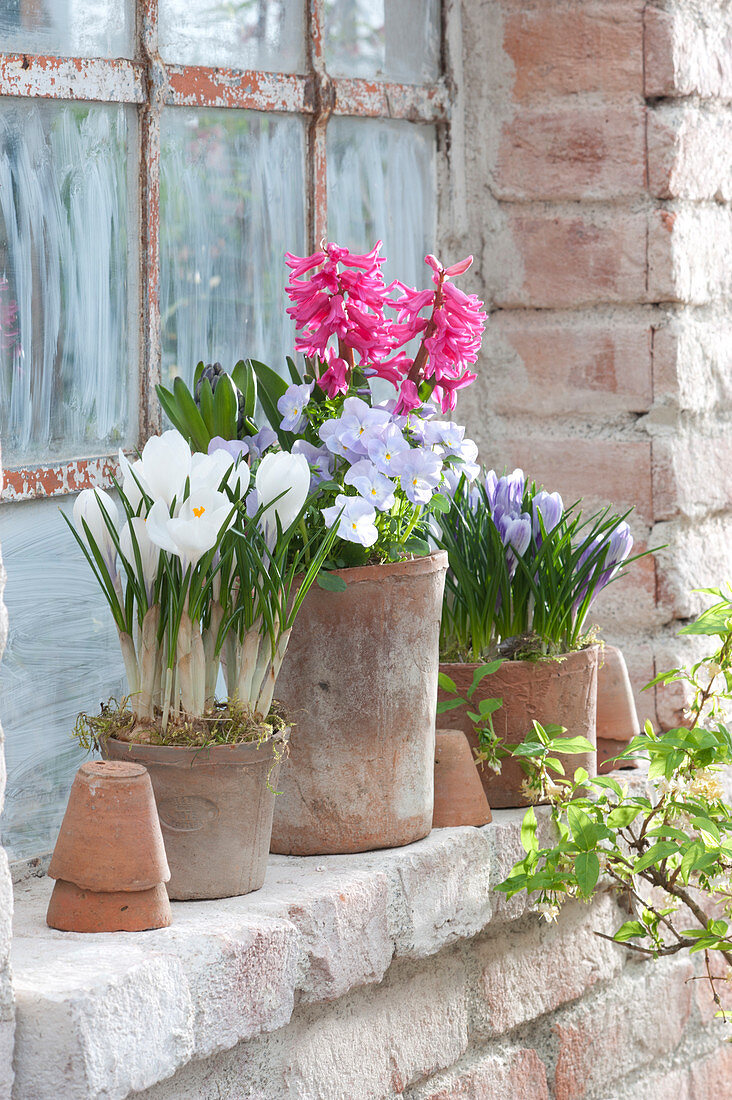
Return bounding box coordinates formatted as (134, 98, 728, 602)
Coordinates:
(0, 0, 449, 502)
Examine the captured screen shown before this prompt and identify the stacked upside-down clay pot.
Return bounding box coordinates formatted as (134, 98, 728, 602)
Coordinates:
(47, 760, 171, 933)
(433, 728, 492, 828)
(596, 646, 641, 774)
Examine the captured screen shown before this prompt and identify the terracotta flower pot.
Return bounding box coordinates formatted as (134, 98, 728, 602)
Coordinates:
(433, 728, 492, 828)
(46, 760, 172, 933)
(438, 646, 600, 809)
(270, 551, 448, 855)
(597, 645, 640, 774)
(105, 734, 287, 900)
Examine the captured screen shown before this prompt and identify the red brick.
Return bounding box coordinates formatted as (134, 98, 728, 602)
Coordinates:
(474, 896, 622, 1035)
(481, 436, 653, 522)
(483, 314, 653, 417)
(504, 5, 643, 101)
(554, 960, 694, 1099)
(688, 1043, 732, 1098)
(415, 1049, 549, 1100)
(644, 6, 676, 98)
(498, 211, 647, 309)
(496, 105, 646, 201)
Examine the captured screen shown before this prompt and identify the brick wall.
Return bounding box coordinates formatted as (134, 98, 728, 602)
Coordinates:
(132, 890, 732, 1100)
(0, 449, 15, 1099)
(447, 0, 732, 730)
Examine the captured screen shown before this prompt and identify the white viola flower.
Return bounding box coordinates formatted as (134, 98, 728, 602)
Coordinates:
(366, 423, 409, 475)
(277, 382, 314, 433)
(73, 488, 120, 574)
(147, 487, 234, 573)
(344, 459, 396, 512)
(292, 439, 334, 489)
(321, 494, 378, 548)
(255, 451, 310, 543)
(138, 429, 192, 508)
(319, 417, 360, 463)
(391, 447, 443, 505)
(247, 426, 277, 460)
(338, 397, 391, 455)
(119, 516, 160, 603)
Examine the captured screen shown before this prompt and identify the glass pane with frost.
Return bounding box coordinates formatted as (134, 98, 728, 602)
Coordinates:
(0, 102, 136, 467)
(0, 496, 125, 861)
(327, 117, 436, 289)
(324, 0, 440, 83)
(0, 0, 132, 58)
(159, 0, 304, 72)
(160, 108, 304, 389)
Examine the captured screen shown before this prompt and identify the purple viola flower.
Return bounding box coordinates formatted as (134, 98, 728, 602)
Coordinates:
(532, 490, 564, 541)
(366, 423, 410, 475)
(292, 439, 334, 489)
(321, 493, 378, 547)
(248, 426, 277, 460)
(344, 459, 396, 512)
(208, 436, 249, 461)
(492, 469, 525, 520)
(277, 382, 314, 433)
(391, 446, 443, 506)
(496, 511, 532, 575)
(339, 397, 391, 456)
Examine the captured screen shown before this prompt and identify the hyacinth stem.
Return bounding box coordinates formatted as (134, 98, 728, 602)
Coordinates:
(117, 630, 141, 717)
(407, 275, 445, 387)
(338, 338, 355, 384)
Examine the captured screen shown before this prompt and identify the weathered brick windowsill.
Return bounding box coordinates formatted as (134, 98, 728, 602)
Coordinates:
(9, 798, 732, 1100)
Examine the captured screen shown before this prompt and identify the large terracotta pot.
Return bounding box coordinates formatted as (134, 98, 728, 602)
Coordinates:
(271, 551, 448, 855)
(438, 646, 600, 808)
(105, 735, 286, 900)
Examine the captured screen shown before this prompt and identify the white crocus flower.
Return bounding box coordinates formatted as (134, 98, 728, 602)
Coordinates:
(190, 447, 251, 500)
(119, 516, 161, 603)
(73, 488, 119, 574)
(138, 430, 192, 508)
(255, 452, 310, 544)
(147, 487, 234, 572)
(118, 450, 149, 513)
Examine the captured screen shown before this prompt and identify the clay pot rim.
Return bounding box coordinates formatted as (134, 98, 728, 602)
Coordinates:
(440, 644, 601, 672)
(324, 549, 447, 585)
(105, 730, 289, 767)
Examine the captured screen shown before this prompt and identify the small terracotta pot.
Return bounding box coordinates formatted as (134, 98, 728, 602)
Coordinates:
(46, 880, 172, 934)
(438, 647, 600, 809)
(597, 645, 640, 773)
(46, 760, 171, 933)
(270, 551, 448, 856)
(105, 735, 287, 900)
(433, 729, 492, 828)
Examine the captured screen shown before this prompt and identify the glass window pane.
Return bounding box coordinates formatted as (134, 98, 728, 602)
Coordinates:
(324, 0, 440, 84)
(327, 117, 436, 288)
(0, 102, 136, 467)
(159, 0, 305, 72)
(0, 0, 133, 58)
(0, 496, 125, 861)
(160, 108, 305, 389)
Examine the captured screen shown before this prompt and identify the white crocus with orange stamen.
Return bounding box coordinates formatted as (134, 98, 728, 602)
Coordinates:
(147, 487, 234, 573)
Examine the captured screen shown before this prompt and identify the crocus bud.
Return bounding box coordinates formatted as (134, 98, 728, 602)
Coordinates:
(256, 452, 310, 544)
(120, 516, 160, 603)
(73, 489, 119, 575)
(532, 491, 564, 541)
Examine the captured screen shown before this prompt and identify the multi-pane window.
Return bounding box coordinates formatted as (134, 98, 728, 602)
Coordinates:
(0, 0, 446, 859)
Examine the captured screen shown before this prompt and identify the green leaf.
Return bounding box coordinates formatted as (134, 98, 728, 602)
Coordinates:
(591, 776, 624, 798)
(286, 355, 302, 386)
(567, 806, 598, 851)
(478, 697, 502, 716)
(198, 378, 215, 435)
(607, 805, 642, 829)
(193, 361, 205, 388)
(548, 735, 595, 755)
(212, 371, 238, 438)
(468, 661, 502, 697)
(691, 816, 721, 844)
(574, 767, 589, 785)
(156, 383, 192, 439)
(172, 376, 210, 451)
(232, 359, 258, 421)
(575, 851, 600, 897)
(613, 920, 647, 942)
(520, 806, 538, 854)
(437, 698, 467, 714)
(250, 358, 292, 445)
(633, 841, 678, 874)
(316, 571, 347, 592)
(404, 536, 430, 556)
(430, 493, 451, 514)
(438, 672, 457, 694)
